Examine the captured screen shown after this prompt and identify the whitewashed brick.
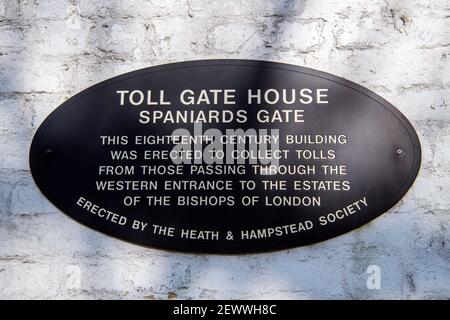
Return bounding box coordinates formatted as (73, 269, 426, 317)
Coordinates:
(0, 0, 449, 300)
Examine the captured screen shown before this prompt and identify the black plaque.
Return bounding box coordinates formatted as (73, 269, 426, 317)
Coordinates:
(29, 60, 421, 253)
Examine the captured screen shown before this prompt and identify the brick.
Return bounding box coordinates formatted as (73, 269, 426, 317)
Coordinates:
(0, 0, 449, 300)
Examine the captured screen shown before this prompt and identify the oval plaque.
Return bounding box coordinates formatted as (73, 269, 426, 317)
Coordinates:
(30, 60, 421, 253)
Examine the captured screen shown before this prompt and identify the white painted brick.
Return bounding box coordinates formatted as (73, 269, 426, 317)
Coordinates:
(208, 21, 263, 54)
(0, 0, 449, 300)
(21, 0, 71, 20)
(0, 56, 67, 93)
(0, 0, 20, 21)
(151, 16, 208, 56)
(0, 25, 26, 54)
(26, 19, 92, 56)
(0, 96, 34, 138)
(75, 0, 185, 19)
(0, 138, 30, 170)
(270, 19, 325, 53)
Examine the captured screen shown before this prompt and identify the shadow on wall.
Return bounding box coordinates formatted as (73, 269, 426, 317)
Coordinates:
(2, 0, 447, 299)
(0, 0, 378, 300)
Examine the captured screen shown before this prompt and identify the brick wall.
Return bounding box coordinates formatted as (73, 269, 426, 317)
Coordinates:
(0, 0, 449, 299)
